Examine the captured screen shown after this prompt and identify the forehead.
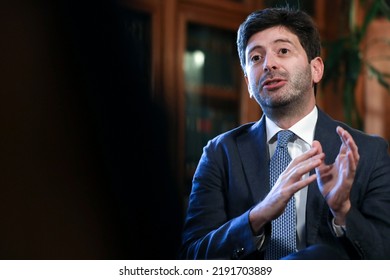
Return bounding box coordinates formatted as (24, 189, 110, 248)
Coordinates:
(246, 26, 301, 52)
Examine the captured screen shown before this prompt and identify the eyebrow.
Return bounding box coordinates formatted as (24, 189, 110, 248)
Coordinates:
(246, 38, 295, 55)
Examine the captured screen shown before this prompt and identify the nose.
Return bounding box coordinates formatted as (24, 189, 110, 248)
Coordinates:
(263, 53, 278, 72)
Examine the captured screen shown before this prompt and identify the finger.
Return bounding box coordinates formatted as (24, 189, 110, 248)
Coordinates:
(284, 142, 324, 179)
(312, 140, 332, 183)
(337, 126, 359, 163)
(336, 127, 349, 158)
(344, 134, 359, 164)
(315, 164, 333, 186)
(346, 139, 359, 172)
(337, 126, 355, 151)
(291, 145, 322, 165)
(312, 140, 323, 153)
(315, 163, 332, 175)
(286, 156, 323, 183)
(290, 173, 318, 193)
(347, 150, 358, 173)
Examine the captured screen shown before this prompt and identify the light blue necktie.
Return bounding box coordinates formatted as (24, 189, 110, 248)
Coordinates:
(265, 130, 297, 260)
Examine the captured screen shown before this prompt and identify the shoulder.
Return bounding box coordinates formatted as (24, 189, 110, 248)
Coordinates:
(208, 120, 262, 147)
(318, 108, 389, 151)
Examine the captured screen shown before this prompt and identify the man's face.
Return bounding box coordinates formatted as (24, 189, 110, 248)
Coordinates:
(244, 26, 319, 114)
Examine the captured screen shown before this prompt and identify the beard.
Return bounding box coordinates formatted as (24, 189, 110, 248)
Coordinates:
(250, 64, 313, 118)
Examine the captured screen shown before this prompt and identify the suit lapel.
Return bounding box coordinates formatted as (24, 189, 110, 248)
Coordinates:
(306, 109, 342, 244)
(237, 116, 270, 204)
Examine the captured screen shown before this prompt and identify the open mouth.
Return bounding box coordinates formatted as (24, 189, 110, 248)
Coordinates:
(262, 78, 286, 90)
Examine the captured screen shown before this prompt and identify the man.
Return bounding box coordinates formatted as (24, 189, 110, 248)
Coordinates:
(179, 7, 390, 260)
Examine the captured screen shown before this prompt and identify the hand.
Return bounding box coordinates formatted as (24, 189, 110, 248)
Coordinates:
(314, 126, 360, 225)
(249, 145, 324, 233)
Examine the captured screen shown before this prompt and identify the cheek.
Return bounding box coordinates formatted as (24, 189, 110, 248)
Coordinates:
(247, 77, 262, 98)
(246, 67, 262, 82)
(246, 78, 254, 97)
(245, 65, 265, 91)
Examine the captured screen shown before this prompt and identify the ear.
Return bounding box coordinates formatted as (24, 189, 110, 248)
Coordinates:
(311, 57, 324, 84)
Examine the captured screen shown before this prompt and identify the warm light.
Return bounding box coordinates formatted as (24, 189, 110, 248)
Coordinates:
(184, 50, 205, 85)
(193, 50, 205, 68)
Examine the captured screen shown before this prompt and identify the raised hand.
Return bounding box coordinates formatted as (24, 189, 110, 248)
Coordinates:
(249, 145, 324, 233)
(314, 126, 360, 225)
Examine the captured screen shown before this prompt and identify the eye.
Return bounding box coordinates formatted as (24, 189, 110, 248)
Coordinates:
(249, 54, 262, 64)
(279, 48, 289, 55)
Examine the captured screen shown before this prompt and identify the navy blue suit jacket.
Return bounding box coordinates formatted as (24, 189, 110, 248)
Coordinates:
(180, 108, 390, 259)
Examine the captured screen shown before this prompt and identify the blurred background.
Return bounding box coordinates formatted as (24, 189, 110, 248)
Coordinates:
(0, 0, 389, 259)
(0, 0, 183, 259)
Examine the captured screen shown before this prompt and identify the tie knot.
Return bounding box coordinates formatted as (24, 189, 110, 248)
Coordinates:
(277, 130, 294, 148)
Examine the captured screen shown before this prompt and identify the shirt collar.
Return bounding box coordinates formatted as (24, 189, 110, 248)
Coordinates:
(266, 106, 318, 145)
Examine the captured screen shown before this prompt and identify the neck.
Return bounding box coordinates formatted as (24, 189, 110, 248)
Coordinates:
(265, 102, 316, 129)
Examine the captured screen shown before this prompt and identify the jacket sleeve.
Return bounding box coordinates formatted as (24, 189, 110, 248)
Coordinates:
(179, 138, 260, 259)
